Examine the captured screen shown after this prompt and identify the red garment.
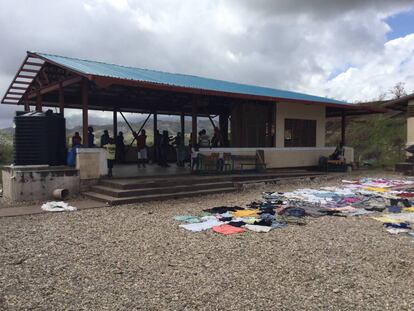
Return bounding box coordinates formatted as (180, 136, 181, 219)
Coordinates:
(399, 192, 414, 198)
(212, 224, 245, 235)
(72, 135, 81, 146)
(136, 134, 147, 150)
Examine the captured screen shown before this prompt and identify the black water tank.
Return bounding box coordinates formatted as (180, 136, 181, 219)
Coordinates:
(13, 110, 66, 166)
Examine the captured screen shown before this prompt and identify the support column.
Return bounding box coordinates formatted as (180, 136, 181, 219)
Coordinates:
(153, 111, 158, 138)
(113, 109, 118, 138)
(35, 90, 42, 112)
(180, 112, 185, 136)
(82, 79, 89, 147)
(341, 111, 346, 145)
(191, 98, 198, 146)
(153, 111, 158, 162)
(219, 112, 229, 147)
(23, 94, 29, 112)
(407, 100, 414, 147)
(59, 83, 64, 115)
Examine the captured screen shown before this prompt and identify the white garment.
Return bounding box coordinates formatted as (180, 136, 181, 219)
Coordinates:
(385, 228, 410, 234)
(138, 148, 148, 159)
(245, 224, 272, 233)
(179, 219, 222, 232)
(41, 201, 77, 212)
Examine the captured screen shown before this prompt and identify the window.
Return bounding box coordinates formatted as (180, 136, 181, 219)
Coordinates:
(284, 119, 316, 147)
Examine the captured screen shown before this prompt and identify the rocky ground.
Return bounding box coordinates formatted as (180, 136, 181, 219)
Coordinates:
(1, 171, 414, 310)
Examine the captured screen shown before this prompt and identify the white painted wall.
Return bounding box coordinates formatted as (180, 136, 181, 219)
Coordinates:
(200, 147, 354, 169)
(275, 102, 326, 148)
(407, 99, 414, 146)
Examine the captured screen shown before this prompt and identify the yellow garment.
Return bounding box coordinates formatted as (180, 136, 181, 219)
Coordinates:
(402, 207, 414, 213)
(364, 187, 387, 193)
(232, 209, 258, 217)
(371, 216, 401, 223)
(104, 143, 116, 160)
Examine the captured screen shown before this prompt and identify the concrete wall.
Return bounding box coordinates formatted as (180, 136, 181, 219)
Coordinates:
(200, 147, 354, 169)
(76, 148, 108, 179)
(1, 165, 80, 203)
(275, 102, 326, 148)
(407, 99, 414, 146)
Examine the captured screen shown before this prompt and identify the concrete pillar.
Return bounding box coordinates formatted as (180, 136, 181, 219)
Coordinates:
(407, 99, 414, 146)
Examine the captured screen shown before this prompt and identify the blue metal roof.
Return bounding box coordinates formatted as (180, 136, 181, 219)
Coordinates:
(33, 52, 346, 105)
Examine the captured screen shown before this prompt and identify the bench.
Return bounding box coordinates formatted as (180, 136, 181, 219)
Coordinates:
(233, 150, 266, 173)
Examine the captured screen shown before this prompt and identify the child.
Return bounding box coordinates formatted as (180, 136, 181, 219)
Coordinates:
(104, 138, 116, 177)
(191, 145, 200, 171)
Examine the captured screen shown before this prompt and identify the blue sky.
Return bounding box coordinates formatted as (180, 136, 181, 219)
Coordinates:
(386, 8, 414, 40)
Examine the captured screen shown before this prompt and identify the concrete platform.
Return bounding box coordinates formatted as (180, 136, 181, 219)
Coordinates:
(85, 169, 326, 205)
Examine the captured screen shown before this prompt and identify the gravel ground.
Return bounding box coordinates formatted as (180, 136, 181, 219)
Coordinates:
(1, 171, 414, 310)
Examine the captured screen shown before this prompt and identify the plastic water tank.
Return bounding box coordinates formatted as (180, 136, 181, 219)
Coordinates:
(13, 110, 66, 166)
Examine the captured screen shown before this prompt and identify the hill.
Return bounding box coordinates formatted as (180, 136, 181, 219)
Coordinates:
(326, 113, 406, 166)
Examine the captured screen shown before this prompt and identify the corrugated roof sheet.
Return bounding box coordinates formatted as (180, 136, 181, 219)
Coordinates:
(34, 51, 346, 105)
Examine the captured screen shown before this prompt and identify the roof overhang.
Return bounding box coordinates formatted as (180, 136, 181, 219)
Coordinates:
(383, 93, 414, 112)
(1, 52, 387, 117)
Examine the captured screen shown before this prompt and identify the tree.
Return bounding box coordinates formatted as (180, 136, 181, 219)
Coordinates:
(389, 82, 407, 99)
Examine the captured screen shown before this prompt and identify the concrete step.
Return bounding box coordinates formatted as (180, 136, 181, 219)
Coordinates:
(234, 174, 323, 186)
(99, 172, 325, 190)
(84, 187, 237, 205)
(232, 172, 324, 182)
(99, 176, 232, 190)
(90, 181, 235, 197)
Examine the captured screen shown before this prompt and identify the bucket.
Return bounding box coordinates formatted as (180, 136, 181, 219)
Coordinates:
(52, 188, 69, 200)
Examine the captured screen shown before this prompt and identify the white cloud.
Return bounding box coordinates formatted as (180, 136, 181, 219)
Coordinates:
(317, 34, 414, 102)
(0, 0, 413, 128)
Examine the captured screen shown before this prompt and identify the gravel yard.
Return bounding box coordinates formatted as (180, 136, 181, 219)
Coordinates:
(1, 172, 414, 310)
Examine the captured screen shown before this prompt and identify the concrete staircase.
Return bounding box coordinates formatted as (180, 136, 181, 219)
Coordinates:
(84, 171, 325, 205)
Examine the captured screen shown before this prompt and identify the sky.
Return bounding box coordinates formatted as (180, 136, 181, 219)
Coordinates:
(0, 0, 414, 128)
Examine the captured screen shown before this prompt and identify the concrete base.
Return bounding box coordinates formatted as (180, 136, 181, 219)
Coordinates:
(1, 165, 80, 203)
(76, 148, 108, 179)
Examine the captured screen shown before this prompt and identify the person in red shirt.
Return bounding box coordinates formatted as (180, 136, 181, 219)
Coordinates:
(71, 132, 82, 146)
(134, 129, 147, 168)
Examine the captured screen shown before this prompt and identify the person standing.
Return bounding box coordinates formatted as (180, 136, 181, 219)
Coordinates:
(71, 132, 82, 147)
(135, 129, 148, 168)
(173, 132, 185, 167)
(104, 137, 116, 177)
(100, 130, 110, 147)
(87, 126, 95, 148)
(191, 145, 200, 171)
(211, 127, 221, 148)
(159, 130, 171, 167)
(154, 129, 162, 164)
(198, 129, 210, 148)
(115, 131, 125, 163)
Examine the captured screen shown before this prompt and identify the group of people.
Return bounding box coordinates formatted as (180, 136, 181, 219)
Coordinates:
(70, 126, 224, 176)
(70, 128, 125, 177)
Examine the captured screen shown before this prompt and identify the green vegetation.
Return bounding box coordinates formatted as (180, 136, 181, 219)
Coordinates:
(326, 114, 406, 167)
(0, 132, 13, 165)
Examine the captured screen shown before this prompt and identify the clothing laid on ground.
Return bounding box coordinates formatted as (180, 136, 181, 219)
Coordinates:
(179, 219, 222, 232)
(212, 224, 245, 235)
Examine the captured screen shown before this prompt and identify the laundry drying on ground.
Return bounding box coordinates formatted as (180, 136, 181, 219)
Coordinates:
(175, 178, 414, 237)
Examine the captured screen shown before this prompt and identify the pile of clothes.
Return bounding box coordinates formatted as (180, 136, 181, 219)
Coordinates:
(175, 204, 302, 234)
(174, 178, 414, 237)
